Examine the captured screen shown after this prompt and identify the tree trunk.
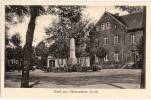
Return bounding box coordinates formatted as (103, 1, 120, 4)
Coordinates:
(140, 6, 146, 89)
(21, 7, 38, 88)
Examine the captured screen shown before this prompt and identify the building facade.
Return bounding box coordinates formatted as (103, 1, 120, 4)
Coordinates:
(89, 11, 144, 67)
(47, 56, 90, 68)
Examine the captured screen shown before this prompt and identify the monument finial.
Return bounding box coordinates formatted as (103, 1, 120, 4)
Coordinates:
(105, 7, 107, 12)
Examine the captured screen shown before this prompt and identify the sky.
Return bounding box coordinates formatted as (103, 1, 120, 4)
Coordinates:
(7, 6, 128, 47)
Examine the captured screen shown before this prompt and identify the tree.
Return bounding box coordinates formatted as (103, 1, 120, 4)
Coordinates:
(5, 5, 56, 87)
(96, 46, 108, 59)
(35, 41, 49, 57)
(20, 6, 39, 87)
(86, 36, 97, 66)
(5, 33, 23, 72)
(45, 6, 92, 60)
(11, 33, 22, 61)
(86, 36, 108, 66)
(35, 40, 49, 67)
(5, 33, 9, 46)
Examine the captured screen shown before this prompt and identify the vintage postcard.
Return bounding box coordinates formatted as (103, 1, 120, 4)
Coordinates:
(0, 0, 151, 98)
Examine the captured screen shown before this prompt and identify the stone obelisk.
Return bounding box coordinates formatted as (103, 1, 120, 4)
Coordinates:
(68, 37, 77, 65)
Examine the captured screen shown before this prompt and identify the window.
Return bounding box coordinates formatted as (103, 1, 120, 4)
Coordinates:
(131, 51, 138, 62)
(106, 22, 111, 29)
(114, 25, 117, 29)
(101, 23, 105, 31)
(104, 37, 109, 45)
(84, 58, 87, 65)
(61, 59, 63, 65)
(57, 59, 63, 65)
(131, 34, 136, 44)
(133, 19, 136, 22)
(114, 35, 119, 44)
(104, 55, 109, 62)
(101, 22, 111, 31)
(114, 53, 120, 62)
(15, 60, 17, 64)
(11, 60, 13, 64)
(79, 58, 83, 64)
(96, 26, 100, 31)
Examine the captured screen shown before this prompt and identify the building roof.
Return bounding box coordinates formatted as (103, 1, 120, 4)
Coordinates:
(106, 11, 144, 30)
(120, 11, 143, 30)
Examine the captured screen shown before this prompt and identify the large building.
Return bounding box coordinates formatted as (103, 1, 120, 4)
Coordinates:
(47, 11, 144, 69)
(90, 11, 144, 68)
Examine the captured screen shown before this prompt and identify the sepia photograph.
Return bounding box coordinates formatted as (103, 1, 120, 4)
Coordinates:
(4, 5, 146, 89)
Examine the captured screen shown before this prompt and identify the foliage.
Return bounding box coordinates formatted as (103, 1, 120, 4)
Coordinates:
(96, 46, 108, 59)
(5, 33, 22, 59)
(53, 6, 85, 23)
(35, 41, 49, 57)
(115, 6, 143, 13)
(5, 6, 49, 24)
(5, 6, 29, 24)
(45, 6, 93, 59)
(86, 35, 108, 66)
(11, 33, 22, 47)
(5, 33, 23, 72)
(34, 41, 49, 67)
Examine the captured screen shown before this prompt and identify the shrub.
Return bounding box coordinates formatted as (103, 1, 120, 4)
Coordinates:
(66, 64, 85, 72)
(52, 67, 59, 73)
(91, 64, 98, 71)
(43, 67, 52, 72)
(58, 67, 65, 72)
(91, 63, 103, 71)
(102, 64, 122, 69)
(81, 67, 88, 72)
(76, 64, 82, 72)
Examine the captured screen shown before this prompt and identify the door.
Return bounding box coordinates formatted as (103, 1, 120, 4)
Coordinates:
(49, 60, 55, 67)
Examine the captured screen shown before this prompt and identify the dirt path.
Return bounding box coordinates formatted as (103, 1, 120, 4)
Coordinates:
(5, 69, 141, 88)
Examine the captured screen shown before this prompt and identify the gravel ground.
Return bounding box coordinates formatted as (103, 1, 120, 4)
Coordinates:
(5, 69, 141, 89)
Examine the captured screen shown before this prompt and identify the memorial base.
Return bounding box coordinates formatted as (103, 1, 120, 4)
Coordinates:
(68, 58, 77, 65)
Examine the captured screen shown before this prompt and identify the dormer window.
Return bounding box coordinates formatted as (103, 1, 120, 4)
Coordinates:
(101, 23, 105, 31)
(96, 26, 100, 31)
(101, 22, 111, 31)
(114, 25, 117, 29)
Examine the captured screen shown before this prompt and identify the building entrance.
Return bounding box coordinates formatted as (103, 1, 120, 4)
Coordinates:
(49, 60, 55, 67)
